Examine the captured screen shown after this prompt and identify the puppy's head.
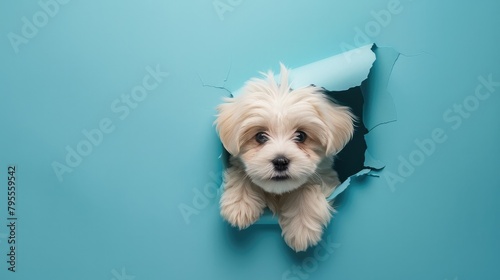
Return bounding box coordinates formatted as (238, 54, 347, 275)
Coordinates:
(216, 65, 354, 194)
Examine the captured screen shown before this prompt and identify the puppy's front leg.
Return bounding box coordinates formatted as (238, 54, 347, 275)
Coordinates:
(279, 184, 333, 252)
(220, 164, 267, 229)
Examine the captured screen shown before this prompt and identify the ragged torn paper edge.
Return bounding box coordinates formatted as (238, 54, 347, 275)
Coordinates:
(219, 43, 400, 224)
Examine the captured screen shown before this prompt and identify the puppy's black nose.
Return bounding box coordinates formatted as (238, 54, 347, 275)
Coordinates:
(272, 156, 289, 171)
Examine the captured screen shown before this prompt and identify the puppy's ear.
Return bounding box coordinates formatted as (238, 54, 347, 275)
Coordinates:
(316, 97, 355, 156)
(215, 98, 241, 156)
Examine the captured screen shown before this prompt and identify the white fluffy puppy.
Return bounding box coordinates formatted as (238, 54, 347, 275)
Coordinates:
(215, 65, 354, 252)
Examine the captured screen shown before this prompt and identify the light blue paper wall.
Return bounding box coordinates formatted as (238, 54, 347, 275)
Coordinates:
(0, 1, 499, 280)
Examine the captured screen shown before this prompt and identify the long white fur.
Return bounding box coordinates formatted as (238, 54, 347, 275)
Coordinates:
(215, 65, 354, 252)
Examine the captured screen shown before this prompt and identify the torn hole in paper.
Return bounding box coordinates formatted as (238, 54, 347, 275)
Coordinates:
(217, 44, 400, 224)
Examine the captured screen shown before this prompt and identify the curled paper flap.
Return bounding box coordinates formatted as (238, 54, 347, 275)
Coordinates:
(232, 44, 376, 97)
(288, 44, 376, 91)
(328, 169, 371, 200)
(362, 46, 399, 130)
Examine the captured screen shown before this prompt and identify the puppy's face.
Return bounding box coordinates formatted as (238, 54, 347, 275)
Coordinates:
(216, 67, 354, 194)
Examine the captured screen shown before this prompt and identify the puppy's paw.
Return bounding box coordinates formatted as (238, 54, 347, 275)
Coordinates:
(279, 185, 333, 252)
(220, 183, 266, 230)
(220, 197, 263, 230)
(281, 222, 324, 252)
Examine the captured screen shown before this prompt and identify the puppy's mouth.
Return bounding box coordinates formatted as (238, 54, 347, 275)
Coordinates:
(270, 174, 290, 181)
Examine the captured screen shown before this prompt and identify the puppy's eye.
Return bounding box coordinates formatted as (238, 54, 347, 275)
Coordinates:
(293, 131, 307, 143)
(255, 132, 269, 144)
